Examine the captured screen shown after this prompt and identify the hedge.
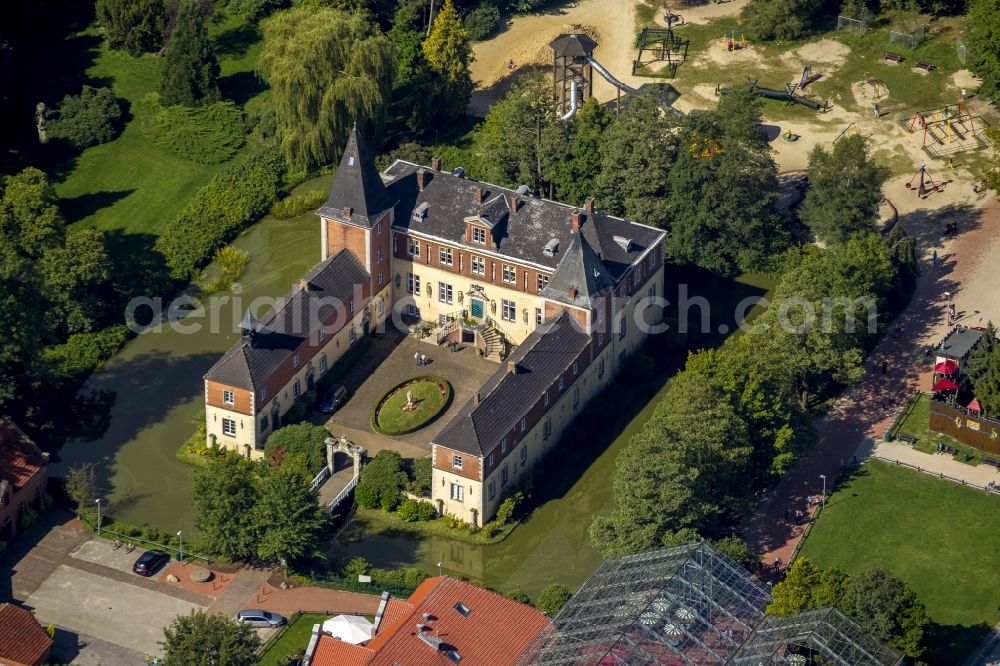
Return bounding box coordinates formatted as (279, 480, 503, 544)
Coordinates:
(137, 92, 246, 165)
(155, 146, 285, 279)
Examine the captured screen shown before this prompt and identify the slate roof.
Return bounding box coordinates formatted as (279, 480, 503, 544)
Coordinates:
(540, 231, 615, 308)
(0, 419, 47, 493)
(938, 325, 984, 360)
(317, 126, 395, 227)
(0, 603, 53, 666)
(384, 160, 663, 278)
(204, 250, 370, 391)
(434, 311, 591, 456)
(550, 32, 598, 57)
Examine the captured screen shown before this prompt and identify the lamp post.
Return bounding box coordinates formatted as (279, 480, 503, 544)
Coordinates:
(819, 474, 826, 509)
(177, 530, 183, 564)
(95, 498, 102, 536)
(437, 561, 442, 577)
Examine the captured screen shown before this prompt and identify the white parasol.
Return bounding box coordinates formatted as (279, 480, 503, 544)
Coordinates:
(321, 614, 375, 644)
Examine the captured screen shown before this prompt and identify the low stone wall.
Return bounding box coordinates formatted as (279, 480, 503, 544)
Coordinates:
(929, 398, 1000, 455)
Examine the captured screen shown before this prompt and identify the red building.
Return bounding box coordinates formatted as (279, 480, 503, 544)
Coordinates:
(0, 603, 54, 666)
(304, 576, 549, 666)
(0, 418, 49, 542)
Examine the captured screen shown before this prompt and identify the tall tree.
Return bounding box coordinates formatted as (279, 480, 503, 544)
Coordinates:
(966, 321, 997, 386)
(254, 466, 325, 566)
(968, 0, 1000, 106)
(0, 167, 65, 259)
(842, 568, 929, 658)
(800, 134, 890, 245)
(65, 463, 100, 510)
(973, 341, 1000, 417)
(159, 0, 220, 107)
(40, 228, 112, 335)
(96, 0, 165, 57)
(549, 99, 612, 205)
(257, 6, 395, 170)
(161, 610, 261, 665)
(768, 558, 849, 616)
(741, 0, 822, 41)
(421, 0, 474, 119)
(192, 454, 259, 559)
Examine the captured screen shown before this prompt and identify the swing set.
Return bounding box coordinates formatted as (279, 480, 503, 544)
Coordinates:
(722, 29, 747, 53)
(900, 103, 989, 157)
(905, 163, 940, 198)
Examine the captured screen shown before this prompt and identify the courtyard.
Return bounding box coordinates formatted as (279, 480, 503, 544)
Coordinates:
(325, 329, 501, 459)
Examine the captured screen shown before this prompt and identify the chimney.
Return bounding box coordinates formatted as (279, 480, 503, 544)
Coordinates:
(475, 186, 484, 204)
(473, 391, 480, 406)
(431, 155, 442, 172)
(584, 197, 595, 213)
(342, 206, 352, 216)
(510, 195, 520, 213)
(571, 210, 582, 232)
(568, 287, 578, 300)
(417, 167, 428, 191)
(507, 360, 518, 374)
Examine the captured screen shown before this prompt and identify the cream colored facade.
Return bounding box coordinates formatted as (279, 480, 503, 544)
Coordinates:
(205, 286, 391, 459)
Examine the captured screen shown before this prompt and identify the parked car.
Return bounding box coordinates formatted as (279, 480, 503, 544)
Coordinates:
(236, 609, 287, 628)
(318, 384, 348, 413)
(132, 550, 170, 576)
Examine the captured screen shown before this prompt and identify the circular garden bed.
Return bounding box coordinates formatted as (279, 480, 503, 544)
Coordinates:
(371, 374, 453, 436)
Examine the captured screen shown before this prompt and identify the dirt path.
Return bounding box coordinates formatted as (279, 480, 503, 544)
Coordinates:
(743, 195, 1000, 574)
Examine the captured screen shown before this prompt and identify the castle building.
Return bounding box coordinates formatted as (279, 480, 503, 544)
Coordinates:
(205, 128, 666, 524)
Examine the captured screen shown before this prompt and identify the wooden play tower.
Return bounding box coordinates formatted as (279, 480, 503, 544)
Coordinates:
(550, 33, 596, 117)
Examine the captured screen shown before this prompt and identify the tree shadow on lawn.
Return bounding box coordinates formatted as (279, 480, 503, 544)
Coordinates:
(923, 620, 991, 665)
(213, 21, 261, 58)
(220, 71, 268, 107)
(61, 189, 136, 223)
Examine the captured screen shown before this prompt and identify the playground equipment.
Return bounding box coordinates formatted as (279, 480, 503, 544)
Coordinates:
(833, 122, 858, 144)
(797, 65, 821, 90)
(722, 29, 746, 52)
(862, 72, 888, 98)
(716, 79, 828, 112)
(633, 27, 690, 78)
(664, 9, 684, 27)
(782, 129, 799, 142)
(560, 80, 579, 121)
(905, 163, 940, 198)
(899, 104, 989, 158)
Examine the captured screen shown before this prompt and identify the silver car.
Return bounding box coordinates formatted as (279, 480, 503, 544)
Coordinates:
(235, 609, 286, 628)
(318, 384, 348, 413)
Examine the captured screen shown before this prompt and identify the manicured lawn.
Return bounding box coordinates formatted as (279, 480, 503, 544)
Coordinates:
(257, 613, 327, 666)
(373, 378, 451, 435)
(799, 460, 1000, 662)
(893, 392, 982, 465)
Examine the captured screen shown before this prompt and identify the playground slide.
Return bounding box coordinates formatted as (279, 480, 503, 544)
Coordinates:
(753, 85, 823, 110)
(560, 80, 578, 121)
(585, 56, 641, 95)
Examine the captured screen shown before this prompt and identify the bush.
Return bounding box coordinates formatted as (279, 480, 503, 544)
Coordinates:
(355, 482, 380, 509)
(358, 450, 407, 512)
(463, 3, 501, 41)
(506, 589, 530, 605)
(417, 500, 437, 521)
(397, 498, 437, 522)
(537, 583, 572, 616)
(138, 92, 246, 165)
(270, 190, 327, 218)
(740, 0, 822, 40)
(344, 556, 369, 576)
(376, 142, 431, 171)
(494, 492, 522, 526)
(406, 456, 433, 496)
(48, 86, 122, 149)
(201, 245, 250, 294)
(264, 423, 329, 478)
(156, 145, 286, 279)
(43, 325, 130, 382)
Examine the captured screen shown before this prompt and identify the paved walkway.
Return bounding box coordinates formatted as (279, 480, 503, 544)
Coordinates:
(743, 198, 1000, 571)
(873, 438, 1000, 487)
(206, 565, 272, 617)
(243, 580, 381, 617)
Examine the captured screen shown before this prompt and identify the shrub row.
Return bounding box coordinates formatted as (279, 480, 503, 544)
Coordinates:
(42, 324, 131, 382)
(155, 146, 285, 279)
(137, 92, 246, 165)
(269, 190, 327, 219)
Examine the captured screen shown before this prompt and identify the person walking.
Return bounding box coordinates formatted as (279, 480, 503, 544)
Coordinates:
(421, 353, 428, 366)
(932, 249, 937, 268)
(414, 351, 420, 366)
(881, 359, 888, 375)
(145, 655, 151, 665)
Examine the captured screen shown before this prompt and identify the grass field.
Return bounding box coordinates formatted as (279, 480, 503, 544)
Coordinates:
(799, 460, 1000, 662)
(373, 379, 451, 435)
(257, 613, 328, 666)
(892, 392, 985, 465)
(53, 15, 267, 259)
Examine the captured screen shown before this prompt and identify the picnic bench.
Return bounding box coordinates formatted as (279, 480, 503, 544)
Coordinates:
(883, 51, 903, 64)
(896, 433, 918, 444)
(982, 456, 1000, 467)
(915, 59, 934, 72)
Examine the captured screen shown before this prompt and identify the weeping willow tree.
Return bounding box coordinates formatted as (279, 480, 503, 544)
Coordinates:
(257, 7, 396, 170)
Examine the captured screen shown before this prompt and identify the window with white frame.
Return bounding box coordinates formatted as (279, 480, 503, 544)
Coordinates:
(537, 274, 549, 291)
(501, 464, 509, 487)
(471, 256, 485, 276)
(438, 282, 453, 304)
(543, 390, 549, 408)
(439, 247, 453, 266)
(349, 299, 355, 314)
(377, 299, 384, 316)
(378, 271, 384, 286)
(293, 353, 300, 369)
(293, 379, 301, 399)
(408, 238, 420, 257)
(349, 327, 357, 344)
(453, 455, 463, 469)
(502, 264, 516, 284)
(535, 308, 542, 326)
(558, 376, 564, 392)
(407, 304, 420, 318)
(261, 386, 268, 402)
(450, 483, 464, 501)
(488, 451, 494, 467)
(319, 329, 326, 343)
(472, 227, 486, 244)
(222, 418, 237, 437)
(573, 385, 580, 408)
(501, 299, 516, 322)
(223, 390, 234, 405)
(598, 357, 605, 378)
(377, 246, 384, 263)
(407, 273, 420, 294)
(320, 353, 328, 374)
(520, 416, 526, 432)
(375, 220, 382, 235)
(573, 361, 579, 375)
(501, 438, 507, 454)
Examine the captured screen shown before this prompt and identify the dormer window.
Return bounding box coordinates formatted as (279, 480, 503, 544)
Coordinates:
(412, 202, 429, 222)
(293, 353, 300, 369)
(472, 227, 486, 244)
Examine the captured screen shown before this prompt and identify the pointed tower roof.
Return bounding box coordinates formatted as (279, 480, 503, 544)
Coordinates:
(318, 125, 394, 227)
(240, 308, 259, 336)
(540, 229, 613, 308)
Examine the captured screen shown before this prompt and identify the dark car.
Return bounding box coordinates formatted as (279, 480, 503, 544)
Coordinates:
(318, 384, 348, 413)
(235, 609, 287, 628)
(132, 550, 170, 576)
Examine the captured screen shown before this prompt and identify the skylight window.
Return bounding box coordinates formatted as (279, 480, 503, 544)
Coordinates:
(454, 601, 471, 617)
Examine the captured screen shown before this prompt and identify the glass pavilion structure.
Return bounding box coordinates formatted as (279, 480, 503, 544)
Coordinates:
(514, 543, 902, 666)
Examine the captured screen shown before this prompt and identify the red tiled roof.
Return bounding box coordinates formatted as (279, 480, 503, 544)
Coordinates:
(310, 636, 374, 666)
(367, 576, 549, 666)
(0, 419, 47, 490)
(0, 603, 53, 665)
(376, 597, 415, 635)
